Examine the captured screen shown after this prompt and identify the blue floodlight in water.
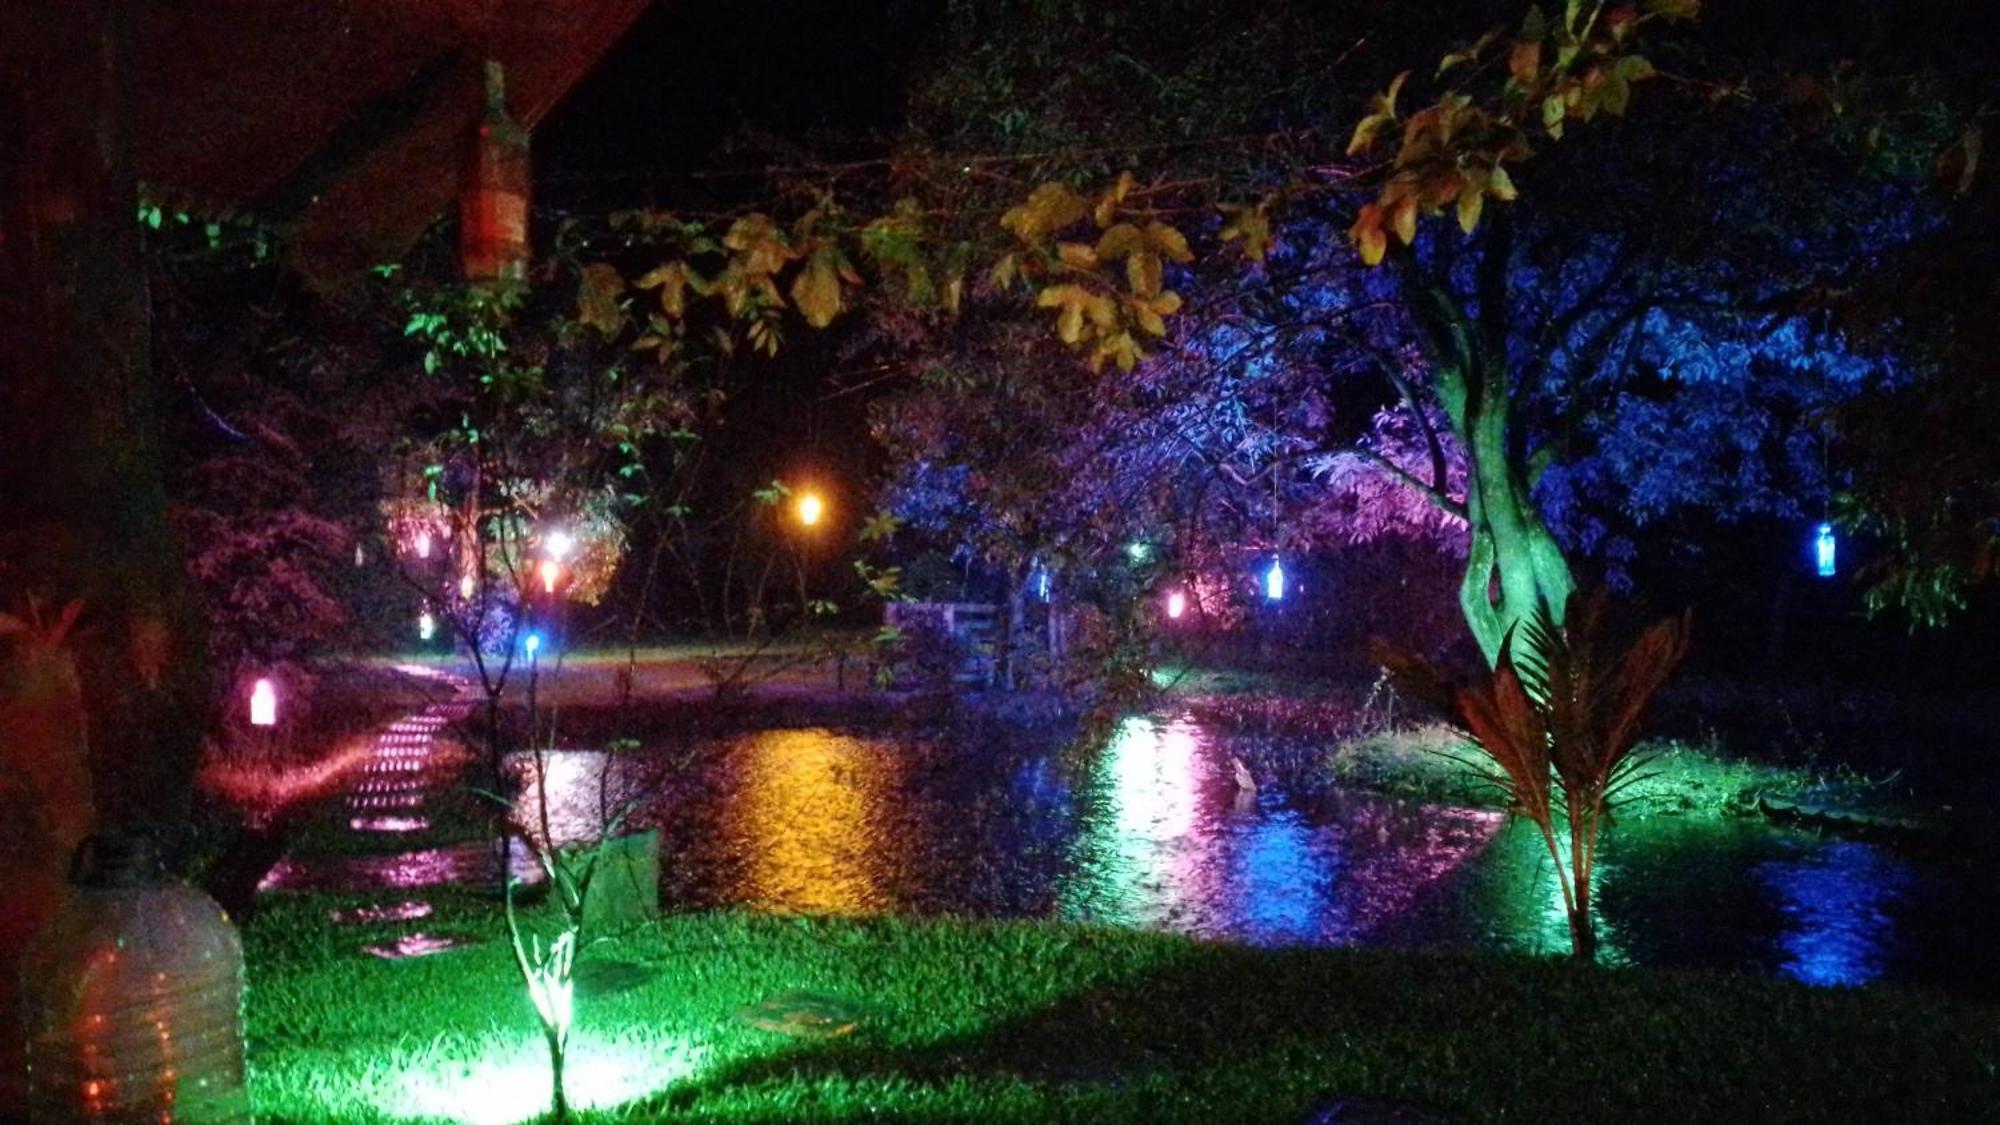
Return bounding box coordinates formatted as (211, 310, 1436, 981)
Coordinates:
(1814, 522, 1836, 578)
(1264, 555, 1285, 601)
(524, 631, 544, 657)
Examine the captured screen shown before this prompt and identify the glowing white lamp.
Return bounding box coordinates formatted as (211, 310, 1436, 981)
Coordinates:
(1166, 591, 1186, 620)
(458, 573, 476, 600)
(524, 632, 543, 658)
(1815, 522, 1836, 577)
(1264, 555, 1285, 601)
(539, 558, 561, 594)
(249, 678, 278, 726)
(796, 492, 824, 527)
(415, 529, 432, 559)
(418, 609, 436, 641)
(545, 530, 575, 560)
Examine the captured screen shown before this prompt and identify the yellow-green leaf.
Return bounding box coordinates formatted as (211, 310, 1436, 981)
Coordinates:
(1488, 163, 1519, 201)
(1220, 201, 1274, 261)
(1095, 222, 1146, 260)
(1001, 182, 1089, 244)
(1643, 0, 1700, 20)
(1615, 54, 1656, 82)
(989, 253, 1019, 291)
(1542, 94, 1567, 136)
(1093, 170, 1137, 227)
(1509, 39, 1542, 85)
(1037, 283, 1093, 344)
(1600, 71, 1631, 116)
(576, 263, 626, 336)
(1391, 196, 1418, 245)
(1126, 250, 1164, 298)
(1144, 221, 1194, 263)
(1096, 331, 1143, 373)
(1351, 204, 1389, 266)
(1456, 185, 1486, 234)
(791, 249, 845, 328)
(637, 260, 693, 318)
(1058, 241, 1100, 270)
(723, 213, 797, 275)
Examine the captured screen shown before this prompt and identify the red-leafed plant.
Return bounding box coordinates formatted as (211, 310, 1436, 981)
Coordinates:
(1374, 588, 1689, 962)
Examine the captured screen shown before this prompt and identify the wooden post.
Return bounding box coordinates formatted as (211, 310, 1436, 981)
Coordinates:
(1, 0, 206, 831)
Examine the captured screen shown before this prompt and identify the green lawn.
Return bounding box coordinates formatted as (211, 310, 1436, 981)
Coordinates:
(245, 897, 1997, 1123)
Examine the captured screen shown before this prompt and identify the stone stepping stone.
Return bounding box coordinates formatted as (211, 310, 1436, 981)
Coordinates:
(735, 991, 868, 1039)
(330, 900, 434, 925)
(361, 932, 477, 959)
(349, 815, 432, 833)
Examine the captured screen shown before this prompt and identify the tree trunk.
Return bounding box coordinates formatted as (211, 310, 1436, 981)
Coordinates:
(1440, 368, 1575, 664)
(1566, 827, 1598, 963)
(0, 1, 206, 834)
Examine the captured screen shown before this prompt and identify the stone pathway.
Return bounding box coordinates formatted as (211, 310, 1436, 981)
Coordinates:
(259, 664, 495, 957)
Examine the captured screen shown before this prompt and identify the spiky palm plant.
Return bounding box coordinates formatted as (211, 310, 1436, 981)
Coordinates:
(1375, 589, 1689, 962)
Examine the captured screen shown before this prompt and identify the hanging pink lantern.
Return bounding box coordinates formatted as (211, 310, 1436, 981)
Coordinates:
(1166, 591, 1187, 620)
(415, 529, 432, 559)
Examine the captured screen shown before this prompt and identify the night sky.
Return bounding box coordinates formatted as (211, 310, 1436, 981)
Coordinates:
(534, 1, 944, 531)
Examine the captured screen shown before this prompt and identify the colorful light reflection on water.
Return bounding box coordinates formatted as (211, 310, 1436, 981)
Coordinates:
(1759, 840, 1912, 988)
(1056, 717, 1502, 944)
(726, 729, 906, 915)
(286, 708, 1995, 997)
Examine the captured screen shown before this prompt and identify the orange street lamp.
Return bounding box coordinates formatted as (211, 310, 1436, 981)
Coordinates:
(539, 558, 561, 594)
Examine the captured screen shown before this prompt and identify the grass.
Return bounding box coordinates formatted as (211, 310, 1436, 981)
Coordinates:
(1324, 723, 1864, 818)
(244, 898, 1996, 1123)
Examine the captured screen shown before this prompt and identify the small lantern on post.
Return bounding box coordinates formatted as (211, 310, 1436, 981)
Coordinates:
(249, 678, 278, 727)
(460, 60, 530, 285)
(1814, 521, 1837, 578)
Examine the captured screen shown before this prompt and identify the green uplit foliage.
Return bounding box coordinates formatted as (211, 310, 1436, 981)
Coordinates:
(1376, 588, 1689, 961)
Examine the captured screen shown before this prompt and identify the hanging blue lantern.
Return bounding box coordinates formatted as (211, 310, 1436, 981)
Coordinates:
(1264, 555, 1285, 601)
(1814, 522, 1836, 578)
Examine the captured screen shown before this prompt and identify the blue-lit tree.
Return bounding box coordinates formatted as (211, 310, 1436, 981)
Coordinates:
(874, 0, 1947, 664)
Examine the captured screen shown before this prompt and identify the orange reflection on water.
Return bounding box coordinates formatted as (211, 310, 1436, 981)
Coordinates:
(729, 729, 902, 915)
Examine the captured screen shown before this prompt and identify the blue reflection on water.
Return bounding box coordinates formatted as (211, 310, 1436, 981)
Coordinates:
(1758, 840, 1912, 988)
(1229, 804, 1335, 944)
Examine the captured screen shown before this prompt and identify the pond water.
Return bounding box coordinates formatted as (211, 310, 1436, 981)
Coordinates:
(510, 715, 1997, 1001)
